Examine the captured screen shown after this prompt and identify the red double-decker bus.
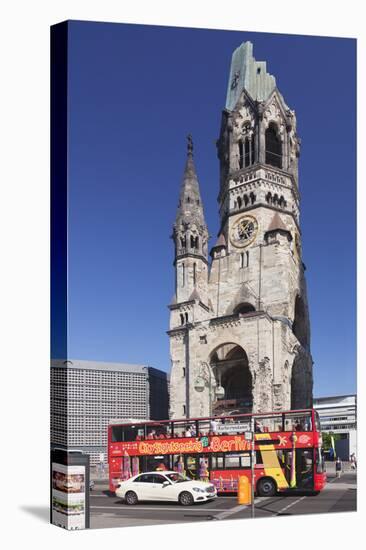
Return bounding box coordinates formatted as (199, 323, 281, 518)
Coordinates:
(108, 408, 326, 497)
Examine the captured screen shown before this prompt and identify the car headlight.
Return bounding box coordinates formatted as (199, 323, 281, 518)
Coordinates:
(192, 487, 206, 493)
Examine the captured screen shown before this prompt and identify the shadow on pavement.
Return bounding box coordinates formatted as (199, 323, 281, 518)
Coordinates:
(113, 499, 217, 507)
(19, 506, 49, 523)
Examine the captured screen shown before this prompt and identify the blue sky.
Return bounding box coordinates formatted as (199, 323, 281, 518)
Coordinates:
(63, 21, 356, 398)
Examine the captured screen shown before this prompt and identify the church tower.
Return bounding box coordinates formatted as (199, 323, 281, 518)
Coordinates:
(168, 42, 313, 420)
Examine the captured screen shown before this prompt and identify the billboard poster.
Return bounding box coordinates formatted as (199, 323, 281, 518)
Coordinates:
(52, 463, 86, 530)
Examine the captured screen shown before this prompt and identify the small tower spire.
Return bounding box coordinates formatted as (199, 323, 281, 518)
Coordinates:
(172, 136, 209, 305)
(187, 133, 193, 156)
(174, 135, 208, 239)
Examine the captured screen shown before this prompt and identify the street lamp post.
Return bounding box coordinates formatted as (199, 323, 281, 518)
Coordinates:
(194, 362, 225, 416)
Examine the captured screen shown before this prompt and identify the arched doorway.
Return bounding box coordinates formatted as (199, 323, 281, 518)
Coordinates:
(209, 343, 252, 415)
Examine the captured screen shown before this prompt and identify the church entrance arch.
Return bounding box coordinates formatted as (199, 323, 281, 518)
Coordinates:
(209, 343, 253, 415)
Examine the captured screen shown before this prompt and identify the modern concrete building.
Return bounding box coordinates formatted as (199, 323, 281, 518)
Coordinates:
(51, 359, 169, 465)
(168, 41, 312, 419)
(313, 394, 357, 460)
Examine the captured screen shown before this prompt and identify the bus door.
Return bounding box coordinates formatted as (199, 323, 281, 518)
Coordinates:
(296, 449, 313, 489)
(282, 449, 313, 489)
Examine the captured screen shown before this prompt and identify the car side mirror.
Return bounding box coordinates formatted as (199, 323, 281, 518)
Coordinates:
(162, 481, 170, 488)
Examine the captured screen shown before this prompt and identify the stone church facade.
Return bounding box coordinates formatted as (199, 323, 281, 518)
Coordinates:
(168, 42, 313, 420)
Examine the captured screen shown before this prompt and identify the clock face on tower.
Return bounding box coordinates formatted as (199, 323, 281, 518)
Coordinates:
(230, 215, 258, 248)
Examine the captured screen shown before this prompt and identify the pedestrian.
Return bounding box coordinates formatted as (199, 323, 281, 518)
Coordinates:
(350, 453, 357, 470)
(335, 457, 342, 478)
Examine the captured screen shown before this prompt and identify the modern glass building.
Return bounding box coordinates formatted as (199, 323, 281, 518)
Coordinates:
(51, 359, 169, 465)
(313, 394, 357, 460)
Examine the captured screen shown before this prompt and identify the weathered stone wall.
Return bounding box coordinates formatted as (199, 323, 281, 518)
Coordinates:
(169, 43, 313, 419)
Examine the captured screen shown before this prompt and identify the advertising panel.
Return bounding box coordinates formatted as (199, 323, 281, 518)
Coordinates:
(52, 463, 86, 530)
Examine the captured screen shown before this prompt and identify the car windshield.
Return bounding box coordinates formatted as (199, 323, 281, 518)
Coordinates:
(165, 473, 188, 483)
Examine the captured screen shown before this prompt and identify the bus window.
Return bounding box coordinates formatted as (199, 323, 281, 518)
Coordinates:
(172, 455, 185, 473)
(111, 425, 123, 442)
(197, 419, 210, 436)
(146, 423, 167, 439)
(255, 450, 263, 465)
(255, 417, 278, 433)
(124, 425, 141, 441)
(314, 411, 321, 432)
(211, 454, 224, 469)
(146, 455, 170, 471)
(185, 455, 198, 479)
(172, 421, 196, 438)
(225, 452, 251, 469)
(284, 413, 312, 432)
(198, 456, 209, 481)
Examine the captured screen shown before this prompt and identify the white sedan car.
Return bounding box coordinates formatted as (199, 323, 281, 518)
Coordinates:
(115, 471, 217, 506)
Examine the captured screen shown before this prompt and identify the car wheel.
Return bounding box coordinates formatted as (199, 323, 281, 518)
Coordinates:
(125, 491, 138, 505)
(179, 491, 194, 506)
(257, 478, 277, 497)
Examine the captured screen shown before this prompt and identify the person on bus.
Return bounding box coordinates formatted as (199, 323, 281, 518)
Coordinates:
(147, 429, 156, 440)
(254, 420, 263, 433)
(210, 418, 218, 434)
(185, 426, 192, 437)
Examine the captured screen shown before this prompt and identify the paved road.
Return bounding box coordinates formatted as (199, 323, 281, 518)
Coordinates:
(90, 472, 357, 529)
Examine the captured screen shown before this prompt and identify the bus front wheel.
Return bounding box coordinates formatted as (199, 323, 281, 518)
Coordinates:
(257, 478, 277, 497)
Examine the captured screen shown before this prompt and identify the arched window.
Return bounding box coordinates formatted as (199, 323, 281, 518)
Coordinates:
(182, 263, 185, 287)
(180, 313, 184, 325)
(244, 138, 250, 167)
(265, 122, 282, 168)
(244, 137, 254, 167)
(193, 263, 196, 286)
(244, 194, 249, 207)
(238, 140, 244, 169)
(190, 235, 199, 250)
(237, 196, 242, 209)
(266, 192, 272, 204)
(233, 302, 255, 315)
(185, 312, 189, 323)
(250, 192, 256, 204)
(239, 251, 249, 269)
